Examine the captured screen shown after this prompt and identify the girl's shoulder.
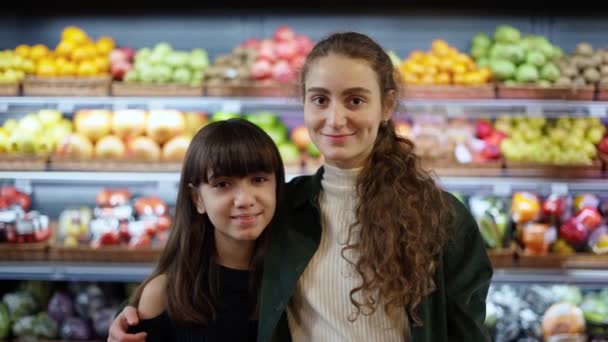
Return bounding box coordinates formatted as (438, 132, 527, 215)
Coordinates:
(138, 274, 168, 320)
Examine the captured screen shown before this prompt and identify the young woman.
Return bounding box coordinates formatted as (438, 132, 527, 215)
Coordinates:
(109, 32, 492, 342)
(125, 118, 284, 341)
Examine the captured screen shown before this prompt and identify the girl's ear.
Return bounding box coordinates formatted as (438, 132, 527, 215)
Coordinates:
(189, 183, 206, 214)
(382, 89, 396, 121)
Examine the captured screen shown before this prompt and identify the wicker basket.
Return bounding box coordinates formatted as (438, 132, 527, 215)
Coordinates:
(49, 157, 183, 172)
(0, 154, 48, 171)
(0, 241, 49, 261)
(401, 84, 496, 100)
(205, 82, 298, 97)
(496, 84, 596, 100)
(598, 86, 608, 101)
(421, 157, 504, 177)
(112, 82, 204, 96)
(487, 248, 517, 268)
(504, 160, 603, 178)
(0, 83, 20, 96)
(48, 244, 163, 263)
(23, 76, 111, 96)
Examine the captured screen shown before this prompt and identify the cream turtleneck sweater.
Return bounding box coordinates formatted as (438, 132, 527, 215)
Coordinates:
(287, 163, 407, 341)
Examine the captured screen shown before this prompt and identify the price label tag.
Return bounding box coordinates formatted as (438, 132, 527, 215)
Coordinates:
(221, 101, 241, 114)
(550, 183, 569, 195)
(446, 105, 464, 117)
(589, 105, 605, 118)
(526, 105, 543, 117)
(492, 183, 512, 196)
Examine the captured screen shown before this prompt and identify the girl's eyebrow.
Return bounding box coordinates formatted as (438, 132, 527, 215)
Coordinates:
(306, 87, 372, 95)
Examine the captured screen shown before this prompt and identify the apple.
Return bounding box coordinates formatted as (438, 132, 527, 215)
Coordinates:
(146, 110, 185, 145)
(575, 207, 603, 231)
(95, 135, 126, 159)
(542, 194, 567, 219)
(598, 136, 608, 155)
(475, 120, 494, 140)
(295, 35, 314, 55)
(290, 126, 311, 150)
(289, 55, 307, 71)
(278, 142, 301, 165)
(156, 216, 171, 231)
(211, 112, 241, 122)
(560, 217, 589, 246)
(37, 109, 63, 128)
(265, 125, 288, 145)
(109, 49, 128, 65)
(74, 109, 112, 143)
(110, 60, 132, 81)
(119, 47, 136, 62)
(257, 40, 277, 63)
(273, 26, 296, 42)
(480, 144, 501, 160)
(55, 133, 94, 159)
(484, 131, 507, 146)
(183, 112, 208, 136)
(112, 110, 147, 139)
(272, 60, 295, 83)
(275, 40, 299, 60)
(250, 59, 273, 80)
(1, 186, 17, 201)
(246, 112, 278, 130)
(162, 135, 191, 162)
(128, 136, 161, 162)
(573, 193, 600, 214)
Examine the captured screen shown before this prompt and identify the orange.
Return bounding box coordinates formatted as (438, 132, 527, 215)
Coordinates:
(58, 62, 77, 76)
(14, 45, 30, 59)
(408, 50, 425, 61)
(452, 63, 467, 75)
(435, 72, 451, 85)
(29, 44, 50, 61)
(402, 73, 419, 84)
(409, 62, 425, 75)
(22, 59, 35, 74)
(95, 36, 115, 55)
(55, 40, 75, 58)
(71, 46, 92, 63)
(431, 39, 450, 57)
(77, 60, 98, 76)
(94, 56, 110, 73)
(424, 65, 439, 76)
(419, 74, 435, 85)
(423, 54, 441, 67)
(439, 58, 455, 72)
(453, 73, 465, 85)
(62, 26, 88, 45)
(37, 61, 57, 77)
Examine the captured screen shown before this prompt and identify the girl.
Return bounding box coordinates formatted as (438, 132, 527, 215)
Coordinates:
(125, 118, 285, 341)
(110, 32, 492, 342)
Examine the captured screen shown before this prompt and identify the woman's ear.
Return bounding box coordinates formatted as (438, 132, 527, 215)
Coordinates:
(383, 89, 397, 121)
(189, 183, 206, 214)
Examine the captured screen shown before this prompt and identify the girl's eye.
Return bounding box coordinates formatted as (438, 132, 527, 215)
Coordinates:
(349, 97, 365, 106)
(253, 176, 268, 183)
(214, 181, 230, 189)
(311, 96, 328, 106)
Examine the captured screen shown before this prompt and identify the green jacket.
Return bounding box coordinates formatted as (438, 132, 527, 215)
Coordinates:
(258, 167, 493, 342)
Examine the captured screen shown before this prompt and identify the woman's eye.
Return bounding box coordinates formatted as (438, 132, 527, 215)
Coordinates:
(350, 97, 365, 106)
(311, 96, 328, 106)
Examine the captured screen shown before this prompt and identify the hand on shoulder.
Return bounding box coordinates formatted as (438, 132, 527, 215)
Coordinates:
(138, 274, 167, 320)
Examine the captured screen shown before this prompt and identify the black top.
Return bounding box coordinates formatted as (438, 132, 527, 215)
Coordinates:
(129, 265, 257, 342)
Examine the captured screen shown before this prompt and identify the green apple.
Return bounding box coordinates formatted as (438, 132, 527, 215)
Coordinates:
(18, 114, 42, 134)
(155, 65, 173, 83)
(582, 141, 597, 159)
(172, 67, 192, 84)
(189, 52, 209, 71)
(37, 109, 63, 128)
(586, 127, 605, 145)
(3, 118, 18, 132)
(35, 134, 55, 155)
(307, 142, 321, 158)
(211, 111, 242, 122)
(265, 126, 288, 145)
(0, 130, 8, 153)
(573, 119, 588, 131)
(135, 48, 152, 64)
(153, 42, 173, 57)
(245, 112, 278, 130)
(549, 128, 568, 144)
(9, 131, 36, 154)
(278, 142, 301, 165)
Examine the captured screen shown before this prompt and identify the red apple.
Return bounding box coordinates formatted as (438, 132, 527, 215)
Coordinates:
(250, 59, 273, 80)
(560, 217, 589, 246)
(295, 35, 314, 55)
(476, 119, 494, 139)
(109, 49, 128, 65)
(289, 55, 306, 70)
(484, 131, 507, 146)
(14, 192, 31, 211)
(273, 26, 296, 42)
(0, 186, 18, 202)
(110, 60, 132, 81)
(0, 197, 9, 209)
(481, 144, 501, 160)
(542, 194, 566, 218)
(157, 216, 171, 231)
(272, 60, 295, 83)
(119, 47, 136, 62)
(275, 40, 299, 60)
(257, 43, 277, 63)
(575, 207, 603, 231)
(599, 136, 608, 155)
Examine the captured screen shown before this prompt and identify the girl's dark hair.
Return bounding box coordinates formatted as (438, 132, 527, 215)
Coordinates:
(130, 118, 285, 325)
(301, 32, 453, 326)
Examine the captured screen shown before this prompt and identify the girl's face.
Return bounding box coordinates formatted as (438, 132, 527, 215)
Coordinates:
(304, 53, 390, 169)
(192, 172, 277, 247)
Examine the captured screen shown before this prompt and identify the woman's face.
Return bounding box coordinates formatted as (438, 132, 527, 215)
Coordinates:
(303, 53, 389, 169)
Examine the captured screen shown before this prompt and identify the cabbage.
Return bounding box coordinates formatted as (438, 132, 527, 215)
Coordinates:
(47, 291, 74, 324)
(494, 25, 521, 44)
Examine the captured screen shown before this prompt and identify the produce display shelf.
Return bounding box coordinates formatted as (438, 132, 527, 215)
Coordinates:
(0, 96, 607, 117)
(2, 255, 608, 283)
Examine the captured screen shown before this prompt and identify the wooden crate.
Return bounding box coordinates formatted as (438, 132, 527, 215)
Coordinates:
(421, 157, 504, 177)
(0, 154, 48, 171)
(487, 249, 517, 268)
(205, 82, 298, 97)
(49, 157, 183, 172)
(112, 82, 204, 96)
(496, 84, 596, 100)
(48, 244, 163, 263)
(504, 160, 603, 178)
(598, 86, 608, 101)
(0, 83, 20, 96)
(0, 241, 49, 261)
(401, 84, 496, 99)
(23, 76, 111, 96)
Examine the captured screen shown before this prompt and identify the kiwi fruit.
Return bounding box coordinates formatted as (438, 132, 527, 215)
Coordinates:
(584, 67, 601, 83)
(561, 66, 578, 78)
(601, 65, 608, 77)
(554, 76, 572, 87)
(576, 42, 594, 57)
(600, 76, 608, 87)
(573, 76, 587, 86)
(590, 53, 603, 68)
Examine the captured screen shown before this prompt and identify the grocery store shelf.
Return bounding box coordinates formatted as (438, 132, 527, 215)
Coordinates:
(0, 262, 153, 282)
(1, 261, 608, 283)
(0, 96, 607, 117)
